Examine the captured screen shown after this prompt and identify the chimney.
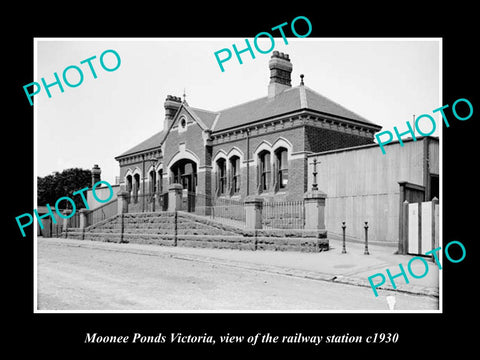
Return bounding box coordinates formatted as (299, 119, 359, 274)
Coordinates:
(268, 51, 293, 98)
(164, 95, 182, 128)
(92, 164, 101, 186)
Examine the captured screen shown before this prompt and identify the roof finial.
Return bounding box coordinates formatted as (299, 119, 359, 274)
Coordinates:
(300, 74, 304, 86)
(183, 88, 187, 102)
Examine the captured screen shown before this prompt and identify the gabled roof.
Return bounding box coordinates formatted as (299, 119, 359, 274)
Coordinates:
(211, 85, 378, 132)
(116, 104, 218, 159)
(116, 85, 381, 159)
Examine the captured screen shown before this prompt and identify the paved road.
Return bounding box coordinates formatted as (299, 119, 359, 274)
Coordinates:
(37, 239, 438, 311)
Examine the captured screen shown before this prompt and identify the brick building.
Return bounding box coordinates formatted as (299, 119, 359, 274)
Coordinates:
(114, 51, 382, 207)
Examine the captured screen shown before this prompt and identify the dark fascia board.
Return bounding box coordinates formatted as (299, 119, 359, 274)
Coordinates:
(114, 146, 162, 162)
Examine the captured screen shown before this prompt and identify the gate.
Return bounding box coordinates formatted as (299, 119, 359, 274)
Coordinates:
(402, 198, 439, 256)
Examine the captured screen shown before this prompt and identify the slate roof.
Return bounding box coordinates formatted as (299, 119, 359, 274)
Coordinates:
(211, 85, 377, 132)
(116, 130, 166, 158)
(116, 85, 380, 159)
(188, 107, 218, 129)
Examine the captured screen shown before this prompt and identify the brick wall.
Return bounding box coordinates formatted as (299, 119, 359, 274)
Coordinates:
(163, 108, 208, 168)
(305, 126, 374, 153)
(118, 122, 375, 203)
(212, 126, 306, 201)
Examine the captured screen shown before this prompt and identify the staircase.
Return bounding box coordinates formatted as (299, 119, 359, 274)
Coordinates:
(66, 211, 328, 252)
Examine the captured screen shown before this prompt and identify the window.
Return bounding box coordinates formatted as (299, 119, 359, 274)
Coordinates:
(275, 148, 288, 190)
(178, 116, 187, 133)
(158, 169, 163, 194)
(133, 173, 141, 202)
(149, 170, 156, 194)
(216, 158, 227, 195)
(126, 175, 133, 203)
(230, 156, 240, 195)
(126, 175, 133, 193)
(259, 150, 271, 193)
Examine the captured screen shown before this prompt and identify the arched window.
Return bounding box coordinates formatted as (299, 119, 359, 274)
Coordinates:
(149, 170, 156, 194)
(126, 175, 133, 193)
(158, 169, 163, 194)
(126, 175, 133, 203)
(275, 147, 288, 190)
(133, 173, 141, 203)
(216, 158, 227, 196)
(229, 155, 240, 195)
(258, 150, 271, 193)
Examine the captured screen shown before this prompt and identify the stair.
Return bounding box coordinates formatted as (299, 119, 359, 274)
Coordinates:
(66, 211, 328, 252)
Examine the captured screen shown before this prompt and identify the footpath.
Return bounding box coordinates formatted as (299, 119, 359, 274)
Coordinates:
(42, 237, 439, 298)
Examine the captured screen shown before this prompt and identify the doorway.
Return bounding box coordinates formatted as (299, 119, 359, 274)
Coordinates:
(170, 159, 197, 212)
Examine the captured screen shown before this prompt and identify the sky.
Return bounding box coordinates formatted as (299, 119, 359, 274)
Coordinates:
(35, 38, 441, 185)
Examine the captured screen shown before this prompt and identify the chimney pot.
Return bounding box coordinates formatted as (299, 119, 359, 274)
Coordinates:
(164, 95, 182, 128)
(268, 52, 293, 98)
(91, 164, 101, 186)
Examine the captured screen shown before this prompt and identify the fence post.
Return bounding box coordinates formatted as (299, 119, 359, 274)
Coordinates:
(244, 196, 264, 229)
(168, 184, 183, 212)
(62, 209, 72, 238)
(117, 191, 129, 214)
(173, 211, 178, 246)
(79, 208, 90, 240)
(79, 209, 89, 229)
(303, 190, 327, 230)
(364, 221, 370, 255)
(119, 213, 125, 243)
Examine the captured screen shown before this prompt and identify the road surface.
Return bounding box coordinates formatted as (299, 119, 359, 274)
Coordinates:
(37, 238, 438, 311)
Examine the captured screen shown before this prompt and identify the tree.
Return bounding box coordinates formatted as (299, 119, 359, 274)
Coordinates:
(37, 168, 92, 209)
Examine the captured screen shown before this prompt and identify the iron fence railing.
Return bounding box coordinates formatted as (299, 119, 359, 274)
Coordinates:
(262, 200, 305, 229)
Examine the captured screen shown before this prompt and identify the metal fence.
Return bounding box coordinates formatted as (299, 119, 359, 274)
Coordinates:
(183, 192, 246, 226)
(212, 195, 246, 225)
(127, 192, 168, 213)
(262, 200, 305, 229)
(67, 189, 304, 230)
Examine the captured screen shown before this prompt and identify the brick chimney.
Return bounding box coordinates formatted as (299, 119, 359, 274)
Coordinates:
(268, 51, 293, 98)
(164, 95, 182, 128)
(91, 164, 101, 186)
